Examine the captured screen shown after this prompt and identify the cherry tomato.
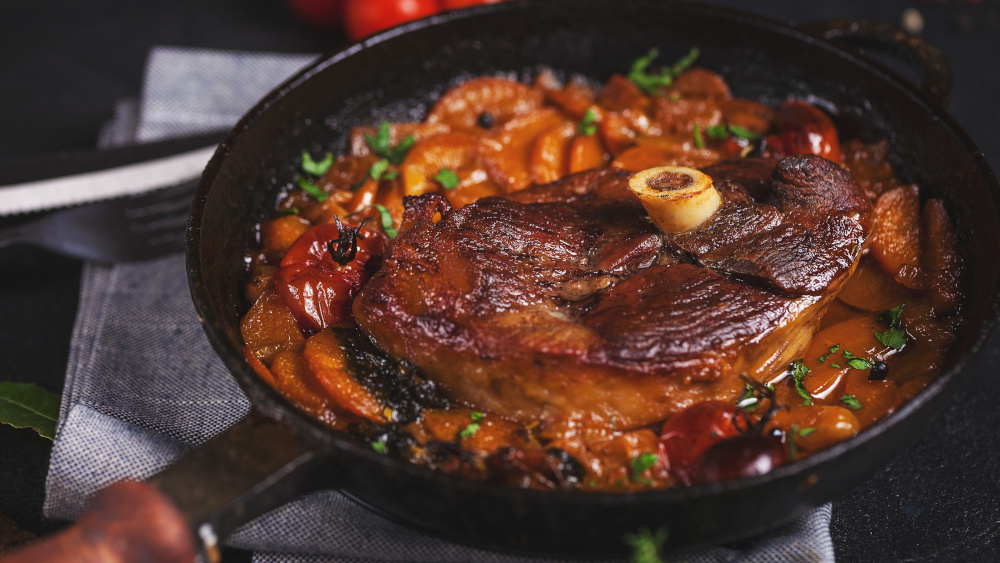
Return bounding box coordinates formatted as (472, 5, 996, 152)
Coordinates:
(765, 100, 842, 163)
(689, 434, 786, 485)
(286, 0, 344, 27)
(275, 222, 385, 332)
(658, 400, 748, 484)
(342, 0, 440, 41)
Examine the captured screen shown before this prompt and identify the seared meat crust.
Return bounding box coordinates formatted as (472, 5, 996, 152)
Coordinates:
(354, 156, 871, 427)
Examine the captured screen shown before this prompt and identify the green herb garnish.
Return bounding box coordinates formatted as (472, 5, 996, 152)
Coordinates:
(877, 304, 905, 327)
(693, 123, 704, 148)
(368, 159, 391, 182)
(459, 423, 480, 439)
(829, 362, 842, 369)
(370, 203, 398, 238)
(624, 526, 669, 563)
(296, 178, 328, 201)
(627, 47, 700, 95)
(275, 208, 299, 216)
(875, 327, 907, 351)
(737, 382, 759, 412)
(434, 167, 460, 190)
(840, 394, 863, 410)
(798, 427, 817, 437)
(842, 350, 872, 371)
(471, 411, 484, 422)
(788, 424, 800, 461)
(790, 359, 812, 406)
(704, 123, 762, 141)
(301, 150, 334, 176)
(630, 453, 659, 483)
(371, 439, 388, 454)
(578, 108, 598, 136)
(364, 121, 415, 164)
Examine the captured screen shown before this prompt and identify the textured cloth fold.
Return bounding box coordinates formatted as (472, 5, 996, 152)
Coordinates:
(44, 46, 836, 562)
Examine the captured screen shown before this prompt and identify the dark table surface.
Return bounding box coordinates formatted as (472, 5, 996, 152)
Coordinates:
(1, 0, 999, 561)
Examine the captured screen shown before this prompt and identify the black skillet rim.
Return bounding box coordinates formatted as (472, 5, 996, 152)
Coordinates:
(187, 0, 1000, 528)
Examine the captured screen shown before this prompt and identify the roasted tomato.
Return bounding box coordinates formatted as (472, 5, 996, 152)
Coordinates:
(342, 0, 439, 40)
(274, 222, 385, 332)
(659, 400, 748, 484)
(765, 100, 842, 163)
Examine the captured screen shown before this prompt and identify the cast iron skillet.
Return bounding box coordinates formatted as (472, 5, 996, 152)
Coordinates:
(11, 2, 999, 561)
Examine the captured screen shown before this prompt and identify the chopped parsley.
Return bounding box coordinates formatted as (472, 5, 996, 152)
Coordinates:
(471, 411, 484, 422)
(371, 439, 388, 454)
(301, 150, 334, 176)
(818, 344, 841, 364)
(875, 327, 906, 350)
(578, 108, 598, 136)
(737, 382, 759, 411)
(296, 177, 328, 201)
(798, 427, 817, 437)
(434, 167, 460, 190)
(370, 203, 398, 238)
(877, 304, 905, 327)
(788, 424, 801, 461)
(627, 47, 700, 95)
(829, 362, 842, 369)
(790, 359, 812, 405)
(842, 350, 872, 371)
(624, 526, 669, 563)
(275, 207, 299, 216)
(693, 123, 704, 148)
(630, 453, 659, 484)
(368, 159, 391, 182)
(840, 394, 863, 410)
(459, 423, 480, 439)
(364, 121, 415, 164)
(704, 123, 762, 141)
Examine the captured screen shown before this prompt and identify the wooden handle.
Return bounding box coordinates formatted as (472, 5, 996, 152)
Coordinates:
(1, 481, 196, 563)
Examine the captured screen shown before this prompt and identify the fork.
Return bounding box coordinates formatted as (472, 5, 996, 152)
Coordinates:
(0, 180, 197, 263)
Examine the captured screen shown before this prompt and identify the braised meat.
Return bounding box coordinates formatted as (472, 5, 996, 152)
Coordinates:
(353, 156, 872, 428)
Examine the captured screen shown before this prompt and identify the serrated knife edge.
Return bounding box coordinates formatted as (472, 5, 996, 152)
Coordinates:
(0, 145, 217, 216)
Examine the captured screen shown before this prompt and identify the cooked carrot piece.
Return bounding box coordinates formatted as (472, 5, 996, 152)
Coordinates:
(260, 215, 311, 254)
(652, 97, 723, 135)
(672, 68, 732, 99)
(544, 79, 597, 120)
(842, 139, 899, 200)
(480, 107, 565, 193)
(240, 289, 306, 364)
(303, 329, 383, 422)
(427, 77, 545, 130)
(598, 111, 637, 155)
(611, 140, 718, 171)
(843, 369, 902, 428)
(243, 345, 278, 389)
(837, 256, 918, 313)
(530, 121, 575, 185)
(597, 74, 650, 112)
(800, 317, 899, 401)
(870, 184, 922, 287)
(719, 99, 775, 137)
(568, 133, 608, 173)
(767, 406, 860, 455)
(402, 131, 480, 196)
(921, 199, 963, 316)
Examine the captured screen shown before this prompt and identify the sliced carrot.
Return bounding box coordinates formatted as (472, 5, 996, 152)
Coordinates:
(243, 345, 278, 389)
(843, 369, 902, 428)
(260, 215, 311, 254)
(598, 111, 637, 155)
(568, 133, 608, 173)
(921, 199, 963, 316)
(611, 139, 719, 171)
(479, 107, 565, 193)
(597, 74, 650, 112)
(837, 256, 918, 312)
(427, 77, 545, 130)
(402, 131, 481, 196)
(652, 97, 723, 135)
(671, 68, 731, 99)
(529, 121, 575, 185)
(870, 184, 922, 287)
(303, 329, 384, 422)
(544, 79, 596, 120)
(719, 99, 775, 137)
(766, 405, 860, 456)
(240, 289, 306, 364)
(800, 316, 900, 402)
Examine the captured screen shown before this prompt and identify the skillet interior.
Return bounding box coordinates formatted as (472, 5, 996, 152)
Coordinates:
(187, 0, 1000, 554)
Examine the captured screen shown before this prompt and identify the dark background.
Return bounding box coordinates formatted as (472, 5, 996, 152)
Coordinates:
(1, 0, 998, 561)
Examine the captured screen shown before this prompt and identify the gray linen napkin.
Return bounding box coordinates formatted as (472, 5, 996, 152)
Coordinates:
(44, 46, 836, 563)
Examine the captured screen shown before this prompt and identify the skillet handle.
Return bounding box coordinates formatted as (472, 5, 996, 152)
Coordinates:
(0, 410, 334, 563)
(799, 18, 953, 106)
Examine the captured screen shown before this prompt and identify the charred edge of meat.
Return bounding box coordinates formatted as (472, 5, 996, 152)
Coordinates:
(332, 327, 449, 424)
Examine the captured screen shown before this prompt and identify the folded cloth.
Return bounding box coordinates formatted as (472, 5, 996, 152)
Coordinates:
(44, 46, 836, 563)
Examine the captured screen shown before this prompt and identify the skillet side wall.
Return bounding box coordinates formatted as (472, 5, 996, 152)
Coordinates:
(190, 0, 1000, 555)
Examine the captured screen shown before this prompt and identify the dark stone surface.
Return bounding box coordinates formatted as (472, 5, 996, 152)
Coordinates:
(0, 0, 997, 561)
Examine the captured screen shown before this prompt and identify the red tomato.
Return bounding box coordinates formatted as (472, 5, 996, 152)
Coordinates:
(275, 222, 385, 332)
(286, 0, 344, 27)
(766, 100, 842, 163)
(440, 0, 505, 9)
(342, 0, 440, 41)
(658, 400, 748, 485)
